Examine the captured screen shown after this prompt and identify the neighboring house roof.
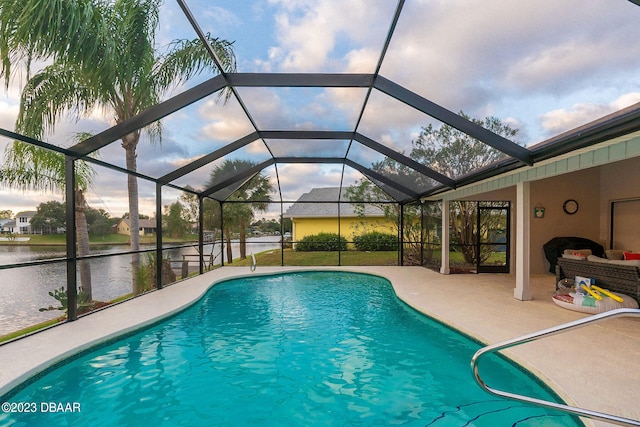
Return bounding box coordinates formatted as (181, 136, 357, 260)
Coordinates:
(119, 218, 157, 228)
(15, 211, 37, 218)
(1, 220, 16, 227)
(284, 187, 386, 218)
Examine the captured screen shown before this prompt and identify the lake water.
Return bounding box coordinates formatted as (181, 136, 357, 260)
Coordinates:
(0, 237, 282, 335)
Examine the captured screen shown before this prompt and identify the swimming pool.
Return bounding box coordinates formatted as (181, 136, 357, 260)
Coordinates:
(1, 271, 581, 426)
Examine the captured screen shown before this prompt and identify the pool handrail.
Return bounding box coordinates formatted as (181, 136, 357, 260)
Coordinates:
(471, 308, 640, 427)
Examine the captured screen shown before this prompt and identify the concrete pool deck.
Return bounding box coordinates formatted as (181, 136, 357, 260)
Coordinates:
(0, 266, 638, 426)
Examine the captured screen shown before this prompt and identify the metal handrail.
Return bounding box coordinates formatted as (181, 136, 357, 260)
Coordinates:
(471, 308, 640, 427)
(250, 252, 257, 272)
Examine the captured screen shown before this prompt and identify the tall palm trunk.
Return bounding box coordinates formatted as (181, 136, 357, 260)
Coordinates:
(75, 189, 92, 301)
(224, 225, 233, 264)
(239, 219, 247, 260)
(122, 132, 141, 293)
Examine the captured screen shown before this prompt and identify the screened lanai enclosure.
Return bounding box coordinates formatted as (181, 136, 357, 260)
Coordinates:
(1, 0, 640, 335)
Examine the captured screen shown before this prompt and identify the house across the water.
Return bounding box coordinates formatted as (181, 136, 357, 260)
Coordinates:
(283, 187, 395, 247)
(115, 218, 157, 236)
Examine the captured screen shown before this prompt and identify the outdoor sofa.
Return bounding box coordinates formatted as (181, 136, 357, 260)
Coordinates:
(555, 249, 640, 303)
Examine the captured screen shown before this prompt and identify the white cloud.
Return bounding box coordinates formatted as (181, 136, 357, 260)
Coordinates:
(356, 90, 434, 152)
(266, 0, 393, 72)
(200, 114, 254, 142)
(503, 34, 640, 95)
(233, 87, 286, 129)
(169, 154, 206, 170)
(181, 0, 640, 153)
(377, 0, 640, 129)
(233, 86, 363, 132)
(0, 101, 19, 131)
(246, 140, 271, 156)
(274, 12, 334, 71)
(0, 189, 60, 215)
(202, 6, 242, 29)
(173, 166, 213, 193)
(324, 87, 366, 120)
(612, 93, 640, 111)
(539, 93, 640, 137)
(196, 97, 256, 142)
(276, 163, 346, 200)
(345, 48, 379, 74)
(256, 0, 640, 147)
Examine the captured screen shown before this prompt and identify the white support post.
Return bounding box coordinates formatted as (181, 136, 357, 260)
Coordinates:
(514, 182, 532, 300)
(440, 199, 450, 275)
(291, 221, 297, 250)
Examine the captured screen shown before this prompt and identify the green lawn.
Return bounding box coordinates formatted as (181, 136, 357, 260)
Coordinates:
(0, 317, 65, 343)
(230, 249, 398, 266)
(229, 248, 506, 267)
(428, 249, 505, 264)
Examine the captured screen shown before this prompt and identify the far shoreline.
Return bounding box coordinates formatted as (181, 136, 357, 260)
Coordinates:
(0, 238, 200, 248)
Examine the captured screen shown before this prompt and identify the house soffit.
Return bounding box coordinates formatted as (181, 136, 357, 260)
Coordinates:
(428, 130, 640, 201)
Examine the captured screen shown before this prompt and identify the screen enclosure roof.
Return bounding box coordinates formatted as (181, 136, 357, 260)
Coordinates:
(3, 0, 640, 206)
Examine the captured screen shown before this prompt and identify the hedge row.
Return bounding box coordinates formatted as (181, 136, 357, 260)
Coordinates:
(295, 231, 397, 252)
(353, 231, 398, 251)
(295, 232, 347, 251)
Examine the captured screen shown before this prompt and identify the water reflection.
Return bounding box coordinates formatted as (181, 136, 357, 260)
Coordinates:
(0, 237, 282, 335)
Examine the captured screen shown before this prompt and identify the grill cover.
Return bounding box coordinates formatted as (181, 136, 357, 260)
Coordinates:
(543, 236, 605, 273)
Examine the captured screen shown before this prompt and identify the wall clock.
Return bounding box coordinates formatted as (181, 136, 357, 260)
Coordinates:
(562, 199, 579, 215)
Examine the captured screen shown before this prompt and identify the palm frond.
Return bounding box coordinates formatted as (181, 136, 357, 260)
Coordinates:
(1, 141, 65, 191)
(16, 63, 98, 139)
(154, 34, 236, 98)
(107, 0, 158, 105)
(1, 140, 95, 192)
(0, 0, 111, 85)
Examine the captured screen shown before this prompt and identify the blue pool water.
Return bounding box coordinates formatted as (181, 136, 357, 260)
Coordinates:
(1, 271, 582, 426)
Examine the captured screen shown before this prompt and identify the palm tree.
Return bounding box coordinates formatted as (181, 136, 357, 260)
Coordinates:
(0, 142, 95, 301)
(0, 0, 236, 293)
(205, 160, 273, 263)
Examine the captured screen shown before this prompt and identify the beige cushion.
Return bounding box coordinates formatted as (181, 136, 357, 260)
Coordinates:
(562, 254, 587, 260)
(587, 255, 610, 263)
(609, 259, 640, 267)
(605, 250, 625, 260)
(563, 249, 592, 257)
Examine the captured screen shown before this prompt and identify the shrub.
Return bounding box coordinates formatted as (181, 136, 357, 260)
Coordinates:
(296, 232, 347, 251)
(136, 253, 176, 293)
(353, 231, 398, 251)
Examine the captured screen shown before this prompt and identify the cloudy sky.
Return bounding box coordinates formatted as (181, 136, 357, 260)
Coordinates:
(1, 0, 640, 218)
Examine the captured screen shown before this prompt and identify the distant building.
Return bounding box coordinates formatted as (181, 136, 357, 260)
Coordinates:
(14, 211, 37, 234)
(0, 218, 16, 234)
(283, 187, 394, 247)
(115, 218, 157, 236)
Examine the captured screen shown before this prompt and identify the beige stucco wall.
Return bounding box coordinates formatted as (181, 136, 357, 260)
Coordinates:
(116, 222, 131, 236)
(463, 157, 640, 274)
(291, 216, 395, 247)
(599, 157, 640, 246)
(529, 157, 640, 273)
(529, 167, 601, 274)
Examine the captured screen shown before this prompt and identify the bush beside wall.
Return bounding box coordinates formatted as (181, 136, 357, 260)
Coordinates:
(296, 232, 348, 251)
(353, 231, 398, 251)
